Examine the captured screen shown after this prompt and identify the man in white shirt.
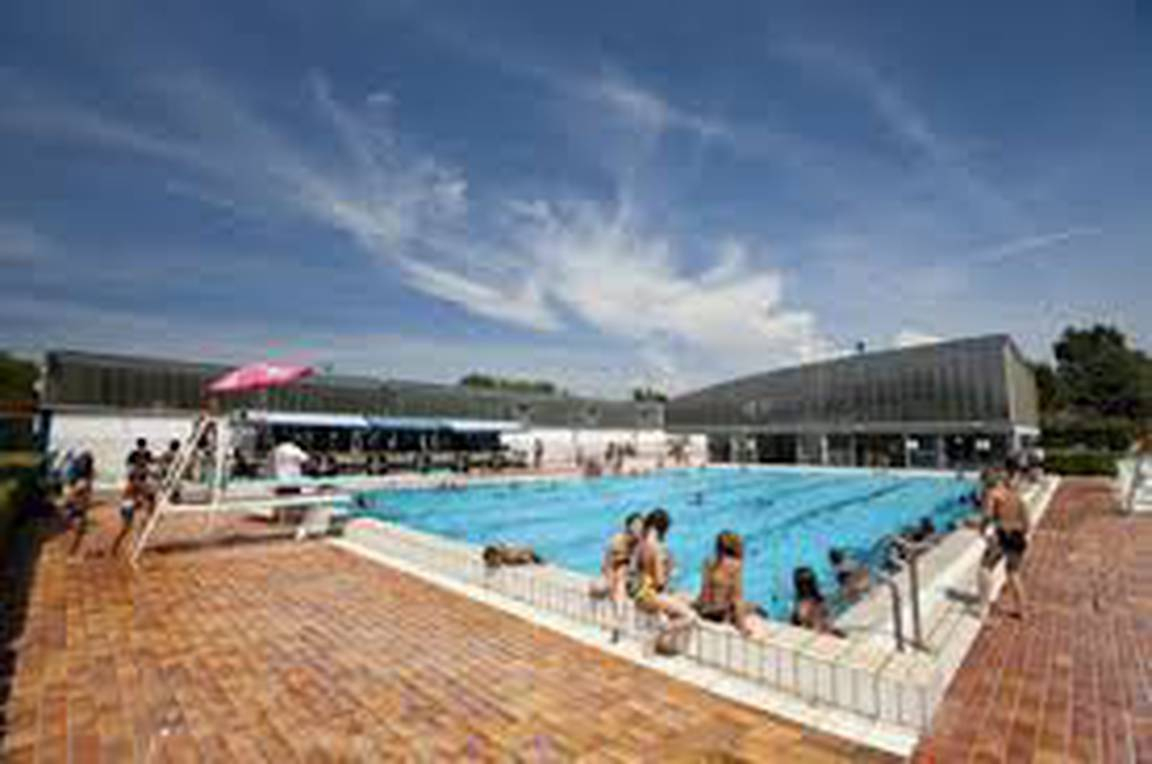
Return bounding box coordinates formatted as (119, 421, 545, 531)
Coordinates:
(272, 439, 310, 525)
(273, 440, 310, 483)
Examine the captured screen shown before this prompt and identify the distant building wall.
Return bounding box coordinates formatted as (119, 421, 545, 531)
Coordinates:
(47, 409, 197, 485)
(42, 350, 662, 431)
(1003, 342, 1040, 429)
(39, 350, 669, 484)
(667, 335, 1035, 434)
(666, 335, 1038, 469)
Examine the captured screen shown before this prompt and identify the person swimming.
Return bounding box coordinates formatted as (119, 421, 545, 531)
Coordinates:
(482, 544, 543, 569)
(791, 566, 844, 637)
(829, 548, 871, 603)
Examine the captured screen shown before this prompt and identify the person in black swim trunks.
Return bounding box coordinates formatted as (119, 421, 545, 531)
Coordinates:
(978, 465, 1031, 619)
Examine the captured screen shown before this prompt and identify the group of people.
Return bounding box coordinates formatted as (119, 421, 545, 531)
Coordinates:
(500, 462, 1033, 654)
(58, 437, 182, 558)
(587, 509, 850, 654)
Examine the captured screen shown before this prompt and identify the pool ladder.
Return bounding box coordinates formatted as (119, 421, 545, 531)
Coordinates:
(879, 537, 932, 653)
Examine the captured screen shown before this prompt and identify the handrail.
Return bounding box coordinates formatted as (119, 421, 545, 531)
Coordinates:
(891, 536, 933, 651)
(874, 572, 905, 652)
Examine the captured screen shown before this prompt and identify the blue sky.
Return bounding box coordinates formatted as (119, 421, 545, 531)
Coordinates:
(1, 1, 1148, 394)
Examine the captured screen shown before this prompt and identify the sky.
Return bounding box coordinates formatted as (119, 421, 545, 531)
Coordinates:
(1, 1, 1149, 396)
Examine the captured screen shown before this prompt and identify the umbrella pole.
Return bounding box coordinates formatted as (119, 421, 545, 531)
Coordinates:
(209, 416, 227, 528)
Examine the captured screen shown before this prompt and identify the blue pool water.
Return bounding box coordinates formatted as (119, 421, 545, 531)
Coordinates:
(356, 467, 978, 620)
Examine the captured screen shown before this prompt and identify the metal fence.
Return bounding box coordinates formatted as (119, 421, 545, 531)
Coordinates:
(342, 518, 938, 732)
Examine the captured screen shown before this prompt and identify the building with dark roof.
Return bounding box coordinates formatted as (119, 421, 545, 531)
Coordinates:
(36, 335, 1037, 479)
(38, 350, 671, 483)
(41, 350, 663, 430)
(666, 335, 1038, 468)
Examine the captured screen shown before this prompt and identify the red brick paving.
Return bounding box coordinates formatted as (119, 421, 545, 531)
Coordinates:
(2, 503, 894, 762)
(915, 478, 1152, 763)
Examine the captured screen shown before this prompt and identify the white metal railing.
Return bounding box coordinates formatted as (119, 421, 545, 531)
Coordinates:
(342, 519, 936, 731)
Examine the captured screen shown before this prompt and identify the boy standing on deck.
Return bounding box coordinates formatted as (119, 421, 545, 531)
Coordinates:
(977, 465, 1030, 619)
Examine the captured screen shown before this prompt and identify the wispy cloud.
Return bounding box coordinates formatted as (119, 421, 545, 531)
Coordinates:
(0, 69, 828, 380)
(410, 20, 735, 145)
(0, 294, 684, 394)
(0, 222, 52, 263)
(508, 199, 831, 363)
(969, 226, 1101, 263)
(776, 41, 1024, 228)
(578, 72, 732, 142)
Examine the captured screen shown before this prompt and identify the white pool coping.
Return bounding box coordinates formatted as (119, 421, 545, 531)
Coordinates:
(332, 534, 922, 756)
(324, 470, 1059, 756)
(185, 459, 977, 500)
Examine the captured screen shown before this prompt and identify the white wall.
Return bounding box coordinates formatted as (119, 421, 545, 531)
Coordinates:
(501, 428, 708, 469)
(47, 410, 198, 486)
(47, 409, 710, 485)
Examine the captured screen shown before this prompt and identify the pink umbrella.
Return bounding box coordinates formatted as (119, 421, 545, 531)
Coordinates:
(207, 362, 314, 394)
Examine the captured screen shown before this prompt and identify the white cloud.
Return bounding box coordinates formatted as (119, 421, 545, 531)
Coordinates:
(893, 330, 943, 349)
(0, 71, 827, 382)
(499, 199, 832, 379)
(0, 295, 655, 395)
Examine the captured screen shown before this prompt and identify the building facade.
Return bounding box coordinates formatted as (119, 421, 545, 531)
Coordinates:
(666, 335, 1039, 469)
(36, 336, 1037, 480)
(39, 350, 672, 482)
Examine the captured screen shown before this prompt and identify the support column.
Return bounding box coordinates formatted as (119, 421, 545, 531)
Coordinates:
(819, 434, 830, 466)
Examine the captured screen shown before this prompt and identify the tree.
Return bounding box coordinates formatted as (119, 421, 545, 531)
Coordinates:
(0, 352, 37, 402)
(459, 373, 558, 396)
(1052, 325, 1148, 419)
(1032, 362, 1064, 415)
(631, 387, 668, 403)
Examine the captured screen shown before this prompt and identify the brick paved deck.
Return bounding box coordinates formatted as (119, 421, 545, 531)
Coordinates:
(915, 478, 1152, 763)
(2, 504, 894, 762)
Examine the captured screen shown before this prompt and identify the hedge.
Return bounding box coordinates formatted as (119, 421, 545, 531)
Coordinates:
(1044, 450, 1119, 477)
(0, 453, 41, 559)
(1040, 418, 1142, 452)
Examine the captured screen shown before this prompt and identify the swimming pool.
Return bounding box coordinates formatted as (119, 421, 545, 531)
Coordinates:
(356, 467, 978, 620)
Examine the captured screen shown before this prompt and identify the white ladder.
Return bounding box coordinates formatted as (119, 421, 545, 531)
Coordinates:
(130, 416, 215, 566)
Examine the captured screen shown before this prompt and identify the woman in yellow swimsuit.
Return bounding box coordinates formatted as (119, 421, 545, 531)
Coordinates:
(631, 509, 697, 654)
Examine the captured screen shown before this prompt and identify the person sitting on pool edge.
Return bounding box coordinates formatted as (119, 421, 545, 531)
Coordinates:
(630, 508, 697, 655)
(589, 512, 645, 641)
(482, 544, 544, 569)
(791, 566, 845, 637)
(693, 531, 770, 638)
(829, 548, 871, 603)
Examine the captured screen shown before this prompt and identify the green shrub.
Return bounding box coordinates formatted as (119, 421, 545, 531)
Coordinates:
(0, 479, 21, 556)
(1044, 450, 1119, 476)
(0, 453, 41, 558)
(1040, 417, 1141, 452)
